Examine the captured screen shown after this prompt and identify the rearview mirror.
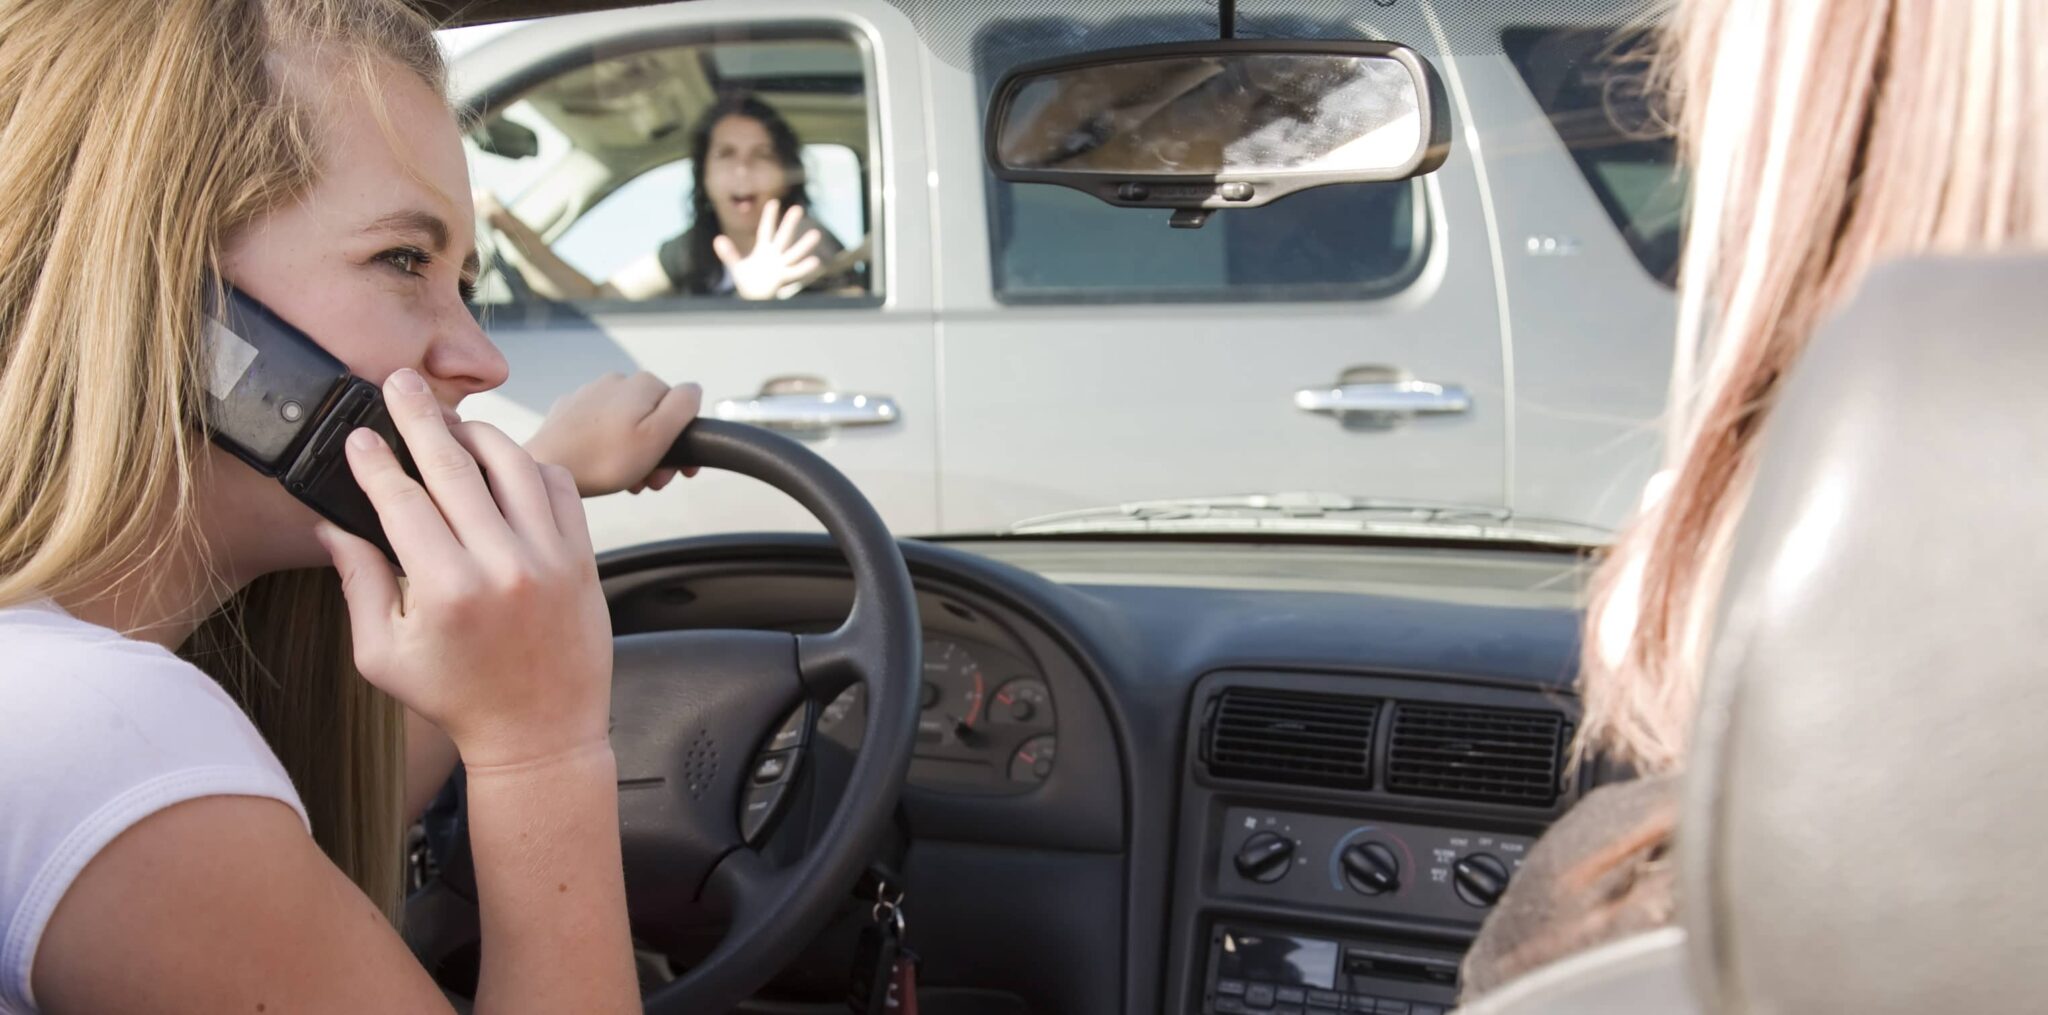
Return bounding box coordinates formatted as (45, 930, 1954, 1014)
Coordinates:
(471, 116, 539, 160)
(986, 41, 1449, 220)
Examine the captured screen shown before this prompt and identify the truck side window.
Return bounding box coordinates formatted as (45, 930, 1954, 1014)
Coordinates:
(465, 34, 877, 307)
(1501, 24, 1686, 286)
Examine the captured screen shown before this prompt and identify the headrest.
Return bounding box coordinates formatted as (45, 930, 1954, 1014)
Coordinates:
(1680, 253, 2048, 1011)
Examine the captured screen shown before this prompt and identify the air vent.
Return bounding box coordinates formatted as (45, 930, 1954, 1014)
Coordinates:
(1203, 688, 1378, 790)
(1385, 703, 1566, 807)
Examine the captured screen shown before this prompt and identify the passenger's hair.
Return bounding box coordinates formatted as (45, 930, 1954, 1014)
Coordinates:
(676, 90, 812, 294)
(0, 0, 448, 918)
(1578, 0, 2048, 774)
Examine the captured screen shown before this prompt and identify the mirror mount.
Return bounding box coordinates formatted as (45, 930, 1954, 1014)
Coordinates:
(1170, 208, 1214, 229)
(985, 39, 1451, 225)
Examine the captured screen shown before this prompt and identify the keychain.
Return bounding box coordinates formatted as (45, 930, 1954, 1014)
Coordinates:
(847, 881, 919, 1013)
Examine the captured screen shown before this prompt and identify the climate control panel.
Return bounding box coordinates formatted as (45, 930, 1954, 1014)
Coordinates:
(1216, 807, 1533, 923)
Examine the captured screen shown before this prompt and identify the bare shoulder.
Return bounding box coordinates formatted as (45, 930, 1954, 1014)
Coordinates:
(32, 795, 450, 1015)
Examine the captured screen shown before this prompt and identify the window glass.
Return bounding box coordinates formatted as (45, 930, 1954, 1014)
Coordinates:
(991, 179, 1424, 304)
(1501, 25, 1686, 286)
(466, 33, 875, 306)
(464, 99, 572, 204)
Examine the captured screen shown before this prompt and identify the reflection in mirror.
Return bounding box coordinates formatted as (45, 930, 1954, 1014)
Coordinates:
(996, 53, 1422, 177)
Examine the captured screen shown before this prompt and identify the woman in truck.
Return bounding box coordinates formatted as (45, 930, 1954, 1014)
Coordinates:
(480, 91, 857, 302)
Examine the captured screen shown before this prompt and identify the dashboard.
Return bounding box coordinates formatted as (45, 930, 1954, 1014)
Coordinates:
(596, 533, 1594, 1015)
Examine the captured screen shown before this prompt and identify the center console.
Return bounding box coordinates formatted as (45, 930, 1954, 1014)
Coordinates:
(1166, 670, 1582, 1015)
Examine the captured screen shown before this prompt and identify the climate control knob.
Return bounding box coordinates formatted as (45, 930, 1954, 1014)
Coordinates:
(1340, 840, 1401, 895)
(1453, 853, 1512, 908)
(1233, 831, 1296, 884)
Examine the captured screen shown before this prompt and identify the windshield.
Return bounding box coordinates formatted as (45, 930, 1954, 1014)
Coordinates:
(441, 0, 1678, 552)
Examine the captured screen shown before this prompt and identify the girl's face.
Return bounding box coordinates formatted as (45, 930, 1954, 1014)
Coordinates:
(702, 114, 789, 237)
(211, 63, 507, 575)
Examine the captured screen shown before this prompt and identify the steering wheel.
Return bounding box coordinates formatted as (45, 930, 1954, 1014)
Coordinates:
(406, 419, 922, 1013)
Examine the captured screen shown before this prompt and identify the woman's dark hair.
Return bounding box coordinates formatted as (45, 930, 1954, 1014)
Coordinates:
(676, 91, 810, 294)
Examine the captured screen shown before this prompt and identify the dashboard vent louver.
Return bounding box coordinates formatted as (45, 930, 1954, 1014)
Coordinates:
(1385, 702, 1566, 807)
(1204, 688, 1378, 790)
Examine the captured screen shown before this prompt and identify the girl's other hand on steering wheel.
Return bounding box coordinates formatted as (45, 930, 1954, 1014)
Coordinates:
(712, 198, 824, 301)
(524, 372, 704, 497)
(316, 368, 613, 770)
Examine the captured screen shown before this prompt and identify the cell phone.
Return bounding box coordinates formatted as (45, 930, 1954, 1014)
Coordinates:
(202, 285, 419, 564)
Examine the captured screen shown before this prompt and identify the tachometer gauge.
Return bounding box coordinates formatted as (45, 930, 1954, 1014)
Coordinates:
(1008, 734, 1057, 784)
(920, 638, 988, 742)
(990, 678, 1053, 726)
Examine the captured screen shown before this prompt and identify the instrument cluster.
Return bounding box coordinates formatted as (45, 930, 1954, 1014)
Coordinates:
(818, 635, 1059, 793)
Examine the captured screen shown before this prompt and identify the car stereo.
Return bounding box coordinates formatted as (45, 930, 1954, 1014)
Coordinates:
(1201, 922, 1459, 1014)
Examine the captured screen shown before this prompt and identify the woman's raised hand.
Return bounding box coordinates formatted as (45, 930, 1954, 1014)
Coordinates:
(315, 367, 612, 769)
(712, 198, 824, 300)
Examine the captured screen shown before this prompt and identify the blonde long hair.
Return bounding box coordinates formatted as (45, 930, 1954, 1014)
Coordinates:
(1579, 0, 2048, 774)
(0, 0, 446, 917)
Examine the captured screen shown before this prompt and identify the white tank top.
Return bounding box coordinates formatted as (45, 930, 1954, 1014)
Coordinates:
(0, 599, 307, 1014)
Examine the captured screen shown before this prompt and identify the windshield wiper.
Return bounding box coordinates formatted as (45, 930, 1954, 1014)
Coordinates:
(1005, 492, 1608, 546)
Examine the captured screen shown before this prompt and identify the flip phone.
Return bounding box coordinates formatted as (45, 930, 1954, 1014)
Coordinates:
(202, 286, 418, 564)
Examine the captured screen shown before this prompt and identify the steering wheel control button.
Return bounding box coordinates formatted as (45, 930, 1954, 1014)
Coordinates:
(1452, 853, 1511, 908)
(1233, 831, 1297, 883)
(752, 750, 797, 786)
(767, 704, 809, 752)
(740, 780, 791, 844)
(1341, 841, 1402, 895)
(739, 750, 804, 844)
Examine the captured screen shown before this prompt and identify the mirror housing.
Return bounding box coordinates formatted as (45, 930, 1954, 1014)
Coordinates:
(985, 40, 1450, 217)
(471, 116, 540, 160)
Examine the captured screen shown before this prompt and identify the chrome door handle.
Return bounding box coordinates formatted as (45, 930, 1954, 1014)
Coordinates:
(1294, 380, 1472, 419)
(711, 391, 900, 432)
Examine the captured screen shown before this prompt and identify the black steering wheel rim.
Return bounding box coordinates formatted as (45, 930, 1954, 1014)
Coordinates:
(407, 419, 922, 1013)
